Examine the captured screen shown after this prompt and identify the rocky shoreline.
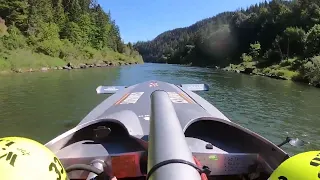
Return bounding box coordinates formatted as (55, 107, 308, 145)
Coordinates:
(221, 67, 289, 80)
(218, 66, 320, 88)
(2, 61, 141, 74)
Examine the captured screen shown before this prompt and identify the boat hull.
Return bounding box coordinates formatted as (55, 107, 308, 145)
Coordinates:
(45, 80, 288, 179)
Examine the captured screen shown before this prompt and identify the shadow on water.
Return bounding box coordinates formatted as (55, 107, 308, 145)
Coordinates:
(0, 63, 319, 155)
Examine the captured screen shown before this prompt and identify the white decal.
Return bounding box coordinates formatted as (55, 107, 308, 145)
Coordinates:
(104, 87, 118, 91)
(167, 92, 188, 104)
(138, 115, 150, 121)
(149, 82, 158, 87)
(120, 92, 144, 104)
(144, 116, 150, 121)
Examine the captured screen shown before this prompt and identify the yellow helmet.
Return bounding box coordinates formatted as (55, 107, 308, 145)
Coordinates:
(269, 151, 320, 180)
(0, 137, 68, 180)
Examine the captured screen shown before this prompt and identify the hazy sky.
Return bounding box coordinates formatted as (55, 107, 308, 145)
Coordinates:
(98, 0, 269, 43)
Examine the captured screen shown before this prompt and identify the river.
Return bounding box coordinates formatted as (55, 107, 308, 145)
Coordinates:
(0, 63, 319, 155)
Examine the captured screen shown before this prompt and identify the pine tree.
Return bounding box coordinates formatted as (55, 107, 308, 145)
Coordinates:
(0, 0, 29, 31)
(52, 0, 67, 30)
(69, 0, 82, 22)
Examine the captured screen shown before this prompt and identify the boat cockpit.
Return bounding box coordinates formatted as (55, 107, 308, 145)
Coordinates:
(48, 116, 288, 180)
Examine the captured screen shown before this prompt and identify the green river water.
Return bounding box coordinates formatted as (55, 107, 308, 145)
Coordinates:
(0, 63, 319, 155)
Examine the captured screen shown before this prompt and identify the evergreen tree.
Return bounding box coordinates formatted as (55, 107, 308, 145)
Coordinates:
(52, 0, 66, 30)
(0, 0, 29, 31)
(0, 0, 141, 68)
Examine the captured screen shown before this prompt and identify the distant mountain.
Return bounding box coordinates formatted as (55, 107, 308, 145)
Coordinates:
(134, 11, 235, 64)
(135, 0, 320, 87)
(134, 0, 320, 66)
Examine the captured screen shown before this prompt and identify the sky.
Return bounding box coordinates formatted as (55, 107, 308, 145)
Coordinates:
(98, 0, 269, 43)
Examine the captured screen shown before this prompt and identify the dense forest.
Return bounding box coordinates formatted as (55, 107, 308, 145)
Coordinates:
(134, 0, 320, 87)
(0, 0, 142, 72)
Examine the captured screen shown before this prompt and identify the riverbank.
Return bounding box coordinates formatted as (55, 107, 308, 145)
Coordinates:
(0, 5, 144, 75)
(0, 46, 144, 75)
(219, 60, 320, 88)
(0, 60, 143, 74)
(221, 62, 296, 80)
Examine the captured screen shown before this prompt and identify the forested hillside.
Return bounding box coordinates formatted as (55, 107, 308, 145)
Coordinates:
(134, 0, 320, 87)
(0, 0, 143, 72)
(134, 12, 234, 63)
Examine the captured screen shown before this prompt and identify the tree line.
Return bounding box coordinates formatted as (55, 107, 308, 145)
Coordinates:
(0, 0, 142, 71)
(134, 0, 320, 87)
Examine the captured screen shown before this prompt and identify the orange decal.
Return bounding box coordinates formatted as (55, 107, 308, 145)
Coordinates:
(111, 154, 139, 178)
(179, 93, 194, 104)
(115, 93, 130, 105)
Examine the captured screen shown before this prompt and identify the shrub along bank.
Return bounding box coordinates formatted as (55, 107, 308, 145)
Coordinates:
(0, 0, 143, 74)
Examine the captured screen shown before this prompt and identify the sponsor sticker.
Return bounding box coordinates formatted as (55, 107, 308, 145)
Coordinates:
(167, 92, 188, 104)
(138, 115, 150, 121)
(209, 155, 218, 161)
(120, 92, 144, 104)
